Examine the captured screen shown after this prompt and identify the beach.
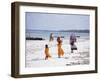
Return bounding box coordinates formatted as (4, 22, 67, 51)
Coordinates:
(25, 37, 89, 67)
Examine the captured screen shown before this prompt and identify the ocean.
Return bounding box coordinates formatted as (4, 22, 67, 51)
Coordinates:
(26, 30, 89, 40)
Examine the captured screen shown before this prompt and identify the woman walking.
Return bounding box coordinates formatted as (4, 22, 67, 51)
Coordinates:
(70, 33, 77, 53)
(49, 33, 54, 41)
(57, 37, 64, 58)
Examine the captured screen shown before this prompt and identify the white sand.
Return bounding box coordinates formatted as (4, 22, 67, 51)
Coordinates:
(26, 38, 89, 67)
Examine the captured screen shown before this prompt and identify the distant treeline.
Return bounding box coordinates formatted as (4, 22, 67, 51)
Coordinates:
(26, 37, 45, 40)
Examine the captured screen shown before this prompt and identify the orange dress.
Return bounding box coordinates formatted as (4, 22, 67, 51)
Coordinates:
(57, 43, 64, 57)
(45, 48, 51, 59)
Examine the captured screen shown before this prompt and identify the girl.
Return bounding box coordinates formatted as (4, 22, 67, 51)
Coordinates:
(44, 44, 51, 60)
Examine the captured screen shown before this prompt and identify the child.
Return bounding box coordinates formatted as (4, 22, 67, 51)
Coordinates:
(44, 44, 51, 60)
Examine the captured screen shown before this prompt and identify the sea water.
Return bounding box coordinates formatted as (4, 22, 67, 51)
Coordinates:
(26, 30, 89, 40)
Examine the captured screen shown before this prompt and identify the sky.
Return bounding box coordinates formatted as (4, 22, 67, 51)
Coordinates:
(25, 12, 90, 31)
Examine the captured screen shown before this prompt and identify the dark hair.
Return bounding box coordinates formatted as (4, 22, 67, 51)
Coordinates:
(45, 44, 48, 48)
(58, 40, 62, 44)
(57, 37, 60, 42)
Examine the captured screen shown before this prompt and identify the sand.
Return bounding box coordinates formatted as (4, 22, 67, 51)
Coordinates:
(25, 38, 89, 67)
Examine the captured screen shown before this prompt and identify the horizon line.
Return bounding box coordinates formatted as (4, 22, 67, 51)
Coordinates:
(26, 29, 89, 31)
